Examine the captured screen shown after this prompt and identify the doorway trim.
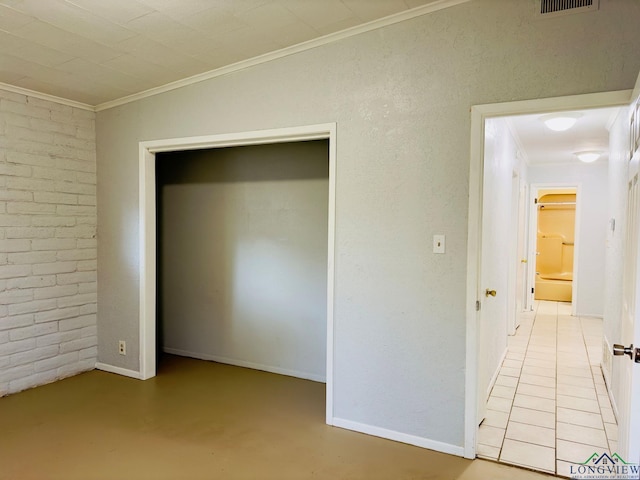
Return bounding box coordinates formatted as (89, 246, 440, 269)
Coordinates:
(138, 123, 337, 425)
(464, 90, 632, 459)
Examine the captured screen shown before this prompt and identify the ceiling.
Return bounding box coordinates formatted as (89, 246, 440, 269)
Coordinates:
(0, 0, 437, 107)
(506, 107, 621, 166)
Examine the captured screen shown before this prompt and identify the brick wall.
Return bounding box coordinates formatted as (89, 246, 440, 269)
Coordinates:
(0, 88, 97, 396)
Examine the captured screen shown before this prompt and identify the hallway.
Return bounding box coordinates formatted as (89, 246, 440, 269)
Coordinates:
(477, 301, 617, 476)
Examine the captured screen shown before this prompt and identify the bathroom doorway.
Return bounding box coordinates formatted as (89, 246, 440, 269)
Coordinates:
(531, 187, 578, 309)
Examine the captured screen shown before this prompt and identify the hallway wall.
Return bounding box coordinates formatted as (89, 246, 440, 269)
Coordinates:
(96, 0, 640, 450)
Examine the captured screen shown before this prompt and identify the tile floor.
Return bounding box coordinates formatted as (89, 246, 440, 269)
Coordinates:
(477, 300, 618, 477)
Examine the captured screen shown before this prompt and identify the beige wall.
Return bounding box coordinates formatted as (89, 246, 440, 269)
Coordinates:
(96, 0, 640, 449)
(157, 141, 328, 381)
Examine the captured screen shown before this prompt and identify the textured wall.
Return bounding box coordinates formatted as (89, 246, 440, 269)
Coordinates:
(0, 89, 97, 396)
(96, 0, 640, 448)
(157, 141, 328, 381)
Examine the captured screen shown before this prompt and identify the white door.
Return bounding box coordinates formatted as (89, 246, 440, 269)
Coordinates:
(477, 118, 512, 423)
(615, 74, 640, 465)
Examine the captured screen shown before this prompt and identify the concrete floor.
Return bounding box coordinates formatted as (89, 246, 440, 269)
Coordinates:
(0, 355, 555, 480)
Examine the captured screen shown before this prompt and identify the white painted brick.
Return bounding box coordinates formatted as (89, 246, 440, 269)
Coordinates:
(76, 216, 98, 225)
(35, 306, 80, 324)
(59, 314, 95, 331)
(54, 134, 94, 152)
(0, 239, 31, 252)
(0, 253, 6, 265)
(0, 330, 9, 343)
(50, 110, 90, 126)
(6, 151, 55, 168)
(6, 228, 55, 239)
(5, 177, 55, 192)
(78, 195, 96, 206)
(0, 90, 27, 103)
(57, 358, 95, 378)
(11, 345, 59, 366)
(80, 325, 96, 338)
(0, 314, 34, 331)
(6, 125, 54, 144)
(55, 226, 95, 239)
(30, 118, 76, 136)
(0, 188, 24, 201)
(7, 202, 56, 215)
(8, 299, 56, 316)
(72, 108, 94, 120)
(0, 264, 31, 279)
(79, 346, 97, 360)
(7, 275, 55, 289)
(76, 172, 96, 184)
(55, 157, 96, 173)
(36, 330, 80, 347)
(27, 96, 72, 113)
(55, 181, 95, 195)
(9, 322, 58, 341)
(78, 303, 97, 315)
(0, 364, 33, 383)
(31, 166, 76, 182)
(59, 336, 96, 354)
(34, 284, 78, 300)
(77, 239, 96, 249)
(57, 249, 95, 261)
(78, 282, 97, 294)
(0, 289, 33, 306)
(8, 369, 57, 393)
(0, 338, 36, 356)
(76, 127, 95, 140)
(76, 260, 96, 271)
(57, 271, 96, 285)
(32, 238, 76, 251)
(31, 216, 76, 227)
(34, 351, 78, 373)
(56, 205, 95, 216)
(0, 163, 31, 177)
(32, 261, 76, 275)
(1, 99, 49, 119)
(34, 191, 78, 205)
(0, 215, 31, 226)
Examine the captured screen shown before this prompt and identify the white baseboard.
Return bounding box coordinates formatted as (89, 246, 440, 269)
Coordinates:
(163, 347, 326, 383)
(95, 362, 143, 380)
(332, 417, 464, 457)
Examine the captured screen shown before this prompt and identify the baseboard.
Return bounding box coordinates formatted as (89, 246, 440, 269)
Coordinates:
(487, 348, 508, 398)
(163, 347, 326, 383)
(95, 362, 143, 380)
(332, 417, 464, 457)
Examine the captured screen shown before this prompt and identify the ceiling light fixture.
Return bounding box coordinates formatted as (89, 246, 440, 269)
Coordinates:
(540, 113, 582, 132)
(575, 151, 602, 163)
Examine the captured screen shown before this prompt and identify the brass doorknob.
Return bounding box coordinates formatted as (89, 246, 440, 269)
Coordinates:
(485, 289, 497, 297)
(521, 259, 527, 263)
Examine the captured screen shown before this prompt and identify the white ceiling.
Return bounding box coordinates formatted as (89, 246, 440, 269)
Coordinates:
(0, 0, 437, 106)
(506, 107, 621, 166)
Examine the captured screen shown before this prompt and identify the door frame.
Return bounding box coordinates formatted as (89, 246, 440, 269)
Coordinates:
(528, 183, 581, 314)
(464, 90, 632, 458)
(138, 123, 337, 425)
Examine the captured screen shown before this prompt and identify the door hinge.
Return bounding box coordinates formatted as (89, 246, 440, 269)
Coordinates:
(476, 300, 481, 311)
(534, 198, 538, 204)
(636, 347, 640, 364)
(531, 287, 535, 294)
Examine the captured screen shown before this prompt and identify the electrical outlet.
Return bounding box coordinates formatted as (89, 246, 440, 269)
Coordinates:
(433, 234, 445, 254)
(118, 340, 126, 356)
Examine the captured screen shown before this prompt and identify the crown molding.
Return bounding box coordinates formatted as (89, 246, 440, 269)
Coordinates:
(94, 0, 471, 112)
(0, 81, 95, 112)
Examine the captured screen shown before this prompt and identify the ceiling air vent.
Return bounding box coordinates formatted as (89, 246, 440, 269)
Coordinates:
(538, 0, 599, 18)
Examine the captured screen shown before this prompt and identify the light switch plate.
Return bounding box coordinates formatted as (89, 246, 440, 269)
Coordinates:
(433, 234, 445, 254)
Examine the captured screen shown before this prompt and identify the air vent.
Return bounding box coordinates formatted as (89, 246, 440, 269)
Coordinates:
(538, 0, 599, 18)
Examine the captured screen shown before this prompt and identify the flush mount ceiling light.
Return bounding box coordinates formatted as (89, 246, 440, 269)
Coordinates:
(575, 150, 602, 163)
(540, 113, 582, 132)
